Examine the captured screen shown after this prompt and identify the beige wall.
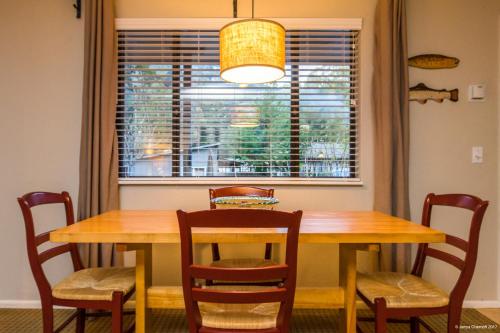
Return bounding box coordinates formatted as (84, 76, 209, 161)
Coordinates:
(0, 0, 84, 300)
(407, 0, 500, 301)
(0, 0, 498, 303)
(498, 12, 500, 301)
(116, 0, 370, 18)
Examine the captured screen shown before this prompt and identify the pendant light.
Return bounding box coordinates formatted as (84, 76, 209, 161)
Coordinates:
(219, 0, 286, 84)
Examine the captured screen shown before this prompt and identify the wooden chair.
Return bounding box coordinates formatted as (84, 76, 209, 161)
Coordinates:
(17, 191, 135, 333)
(356, 193, 489, 333)
(177, 208, 302, 333)
(208, 187, 276, 282)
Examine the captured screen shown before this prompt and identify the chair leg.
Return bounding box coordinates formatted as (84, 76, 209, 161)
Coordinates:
(76, 308, 86, 333)
(374, 298, 388, 333)
(111, 292, 124, 333)
(41, 301, 54, 333)
(410, 317, 420, 333)
(447, 307, 462, 333)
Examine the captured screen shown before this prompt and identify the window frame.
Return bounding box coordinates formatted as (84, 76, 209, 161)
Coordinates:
(116, 18, 363, 186)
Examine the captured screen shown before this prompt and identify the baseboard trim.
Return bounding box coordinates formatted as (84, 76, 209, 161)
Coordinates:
(2, 299, 499, 309)
(0, 300, 70, 309)
(0, 300, 41, 308)
(463, 300, 500, 309)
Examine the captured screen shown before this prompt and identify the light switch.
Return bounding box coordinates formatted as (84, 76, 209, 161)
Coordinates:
(472, 146, 483, 163)
(469, 84, 486, 102)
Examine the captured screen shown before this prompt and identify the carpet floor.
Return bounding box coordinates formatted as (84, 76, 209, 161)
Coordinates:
(0, 308, 498, 332)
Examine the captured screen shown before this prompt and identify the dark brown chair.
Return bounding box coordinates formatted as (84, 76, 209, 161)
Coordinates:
(356, 193, 489, 333)
(18, 191, 135, 333)
(208, 187, 276, 282)
(177, 208, 302, 333)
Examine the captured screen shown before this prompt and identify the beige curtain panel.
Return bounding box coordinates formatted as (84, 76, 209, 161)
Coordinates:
(78, 0, 120, 268)
(373, 0, 411, 272)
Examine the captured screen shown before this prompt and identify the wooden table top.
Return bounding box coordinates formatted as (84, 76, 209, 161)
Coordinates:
(50, 210, 445, 244)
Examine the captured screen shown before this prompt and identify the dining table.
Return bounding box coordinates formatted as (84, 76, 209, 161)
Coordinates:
(50, 210, 445, 333)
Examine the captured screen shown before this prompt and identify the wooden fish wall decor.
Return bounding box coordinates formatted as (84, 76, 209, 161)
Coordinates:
(409, 54, 460, 69)
(409, 83, 459, 104)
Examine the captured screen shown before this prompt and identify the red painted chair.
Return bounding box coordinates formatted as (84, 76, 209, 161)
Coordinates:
(208, 187, 276, 284)
(177, 208, 302, 333)
(356, 193, 489, 333)
(18, 191, 135, 333)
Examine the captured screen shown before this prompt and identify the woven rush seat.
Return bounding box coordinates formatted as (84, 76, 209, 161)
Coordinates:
(199, 285, 280, 330)
(52, 267, 135, 301)
(357, 272, 449, 309)
(211, 258, 277, 269)
(210, 196, 279, 209)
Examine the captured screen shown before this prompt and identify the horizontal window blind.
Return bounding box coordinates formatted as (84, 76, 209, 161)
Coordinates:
(117, 28, 359, 179)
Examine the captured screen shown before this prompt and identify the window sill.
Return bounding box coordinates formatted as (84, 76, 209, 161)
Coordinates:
(119, 177, 363, 186)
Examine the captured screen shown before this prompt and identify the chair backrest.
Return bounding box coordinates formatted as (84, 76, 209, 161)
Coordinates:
(177, 209, 302, 333)
(208, 186, 276, 261)
(17, 192, 83, 300)
(209, 186, 275, 209)
(411, 193, 488, 307)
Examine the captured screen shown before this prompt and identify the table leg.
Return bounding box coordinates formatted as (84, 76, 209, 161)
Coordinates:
(339, 244, 358, 333)
(136, 244, 152, 333)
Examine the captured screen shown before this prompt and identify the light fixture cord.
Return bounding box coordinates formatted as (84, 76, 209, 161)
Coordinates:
(252, 0, 254, 18)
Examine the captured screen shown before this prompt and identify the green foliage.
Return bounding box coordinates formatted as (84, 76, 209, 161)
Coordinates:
(120, 64, 355, 178)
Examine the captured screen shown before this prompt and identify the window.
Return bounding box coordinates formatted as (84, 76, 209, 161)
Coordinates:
(117, 24, 360, 182)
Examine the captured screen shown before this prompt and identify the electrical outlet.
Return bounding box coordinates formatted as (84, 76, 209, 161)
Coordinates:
(472, 146, 483, 163)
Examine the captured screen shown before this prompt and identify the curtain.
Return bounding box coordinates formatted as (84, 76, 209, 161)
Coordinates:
(77, 0, 120, 268)
(373, 0, 411, 272)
